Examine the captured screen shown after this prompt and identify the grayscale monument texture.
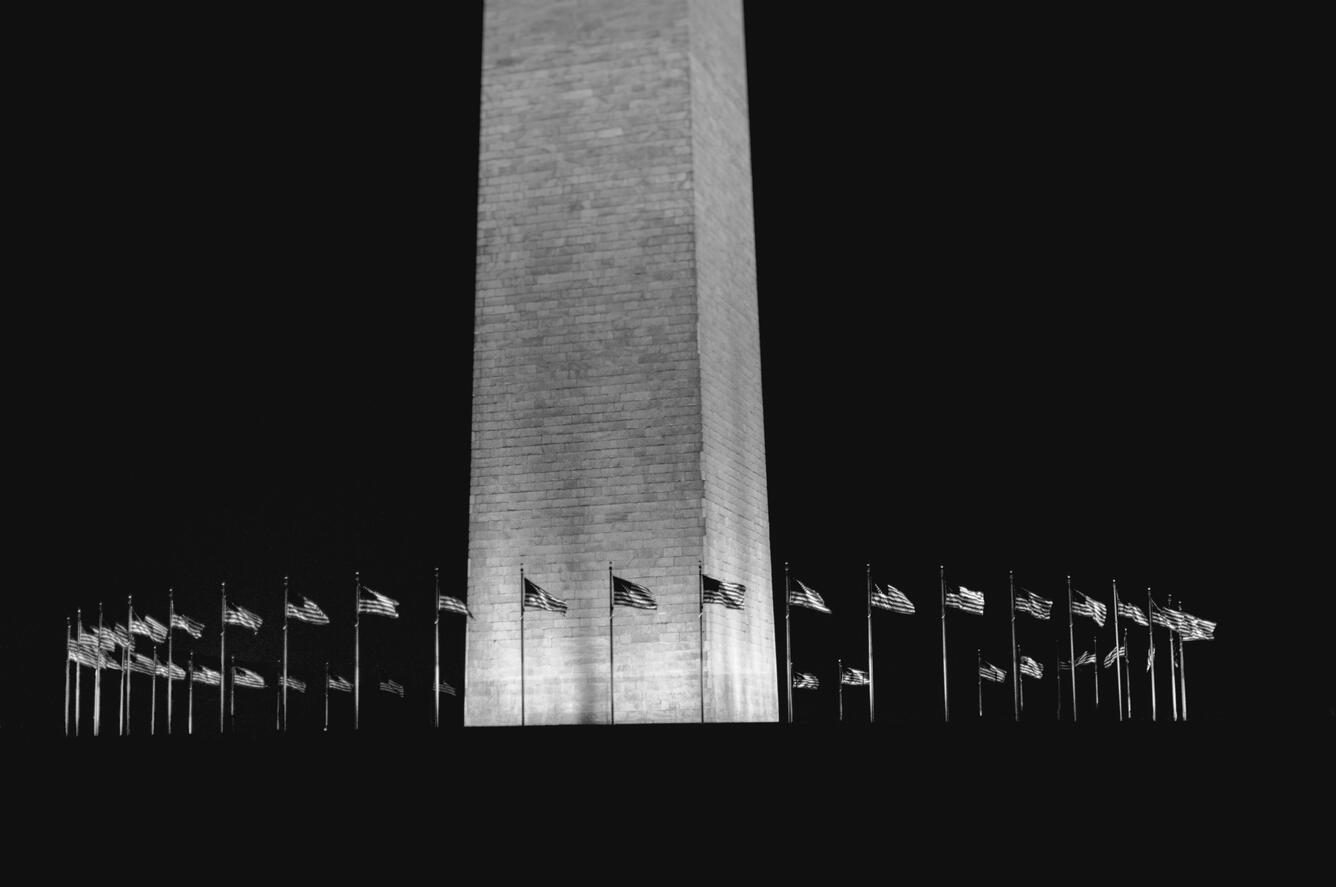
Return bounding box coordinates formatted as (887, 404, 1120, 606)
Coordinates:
(465, 0, 777, 725)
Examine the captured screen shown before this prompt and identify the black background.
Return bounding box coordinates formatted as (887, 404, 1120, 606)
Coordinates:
(6, 1, 1328, 865)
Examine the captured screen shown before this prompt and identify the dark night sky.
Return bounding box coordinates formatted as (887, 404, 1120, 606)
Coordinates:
(7, 3, 1328, 744)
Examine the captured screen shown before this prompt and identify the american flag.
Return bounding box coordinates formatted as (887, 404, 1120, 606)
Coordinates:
(95, 626, 119, 652)
(789, 579, 831, 614)
(523, 578, 567, 614)
(379, 679, 405, 698)
(945, 585, 985, 615)
(224, 604, 264, 633)
(792, 672, 820, 690)
(979, 661, 1007, 683)
(130, 653, 158, 676)
(1019, 656, 1044, 679)
(1117, 601, 1148, 627)
(438, 594, 472, 618)
(157, 661, 186, 681)
(870, 583, 914, 615)
(1014, 588, 1053, 621)
(112, 624, 135, 650)
(840, 666, 870, 686)
(613, 576, 657, 610)
(171, 612, 205, 639)
(357, 587, 400, 619)
(233, 666, 267, 690)
(1060, 651, 1096, 670)
(702, 575, 746, 610)
(1103, 645, 1126, 668)
(192, 665, 222, 686)
(1183, 614, 1217, 642)
(286, 596, 330, 625)
(327, 674, 353, 693)
(281, 675, 307, 693)
(132, 613, 169, 644)
(437, 681, 457, 697)
(68, 639, 100, 669)
(1071, 590, 1107, 627)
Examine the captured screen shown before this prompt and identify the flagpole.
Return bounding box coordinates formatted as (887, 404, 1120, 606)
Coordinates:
(167, 589, 174, 736)
(1092, 634, 1099, 712)
(1112, 580, 1123, 723)
(150, 644, 158, 736)
(519, 564, 526, 728)
(434, 567, 440, 730)
(282, 576, 289, 733)
(785, 562, 793, 724)
(1168, 594, 1179, 723)
(1147, 588, 1157, 721)
(229, 654, 235, 731)
(1017, 644, 1024, 714)
(119, 596, 128, 736)
(187, 652, 193, 735)
(64, 617, 71, 736)
(837, 657, 843, 723)
(1009, 570, 1019, 722)
(1124, 622, 1134, 720)
(977, 649, 982, 720)
(75, 609, 83, 737)
(1066, 576, 1076, 723)
(866, 564, 874, 724)
(219, 582, 226, 734)
(354, 571, 360, 732)
(698, 560, 705, 724)
(1179, 620, 1189, 721)
(126, 594, 134, 736)
(323, 661, 329, 732)
(940, 564, 948, 723)
(608, 561, 615, 727)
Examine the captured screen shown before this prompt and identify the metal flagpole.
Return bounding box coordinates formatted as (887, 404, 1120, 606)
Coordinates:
(838, 657, 844, 723)
(353, 572, 360, 732)
(434, 567, 440, 729)
(1009, 570, 1019, 722)
(699, 561, 705, 724)
(608, 561, 615, 726)
(1092, 634, 1099, 712)
(323, 661, 330, 732)
(75, 609, 83, 737)
(1180, 621, 1189, 721)
(1112, 580, 1123, 723)
(95, 602, 104, 737)
(187, 652, 194, 735)
(150, 644, 158, 736)
(866, 564, 875, 724)
(282, 576, 289, 733)
(167, 589, 174, 735)
(126, 594, 134, 735)
(519, 564, 526, 727)
(1124, 622, 1134, 720)
(977, 649, 982, 719)
(785, 562, 793, 724)
(1147, 588, 1157, 722)
(1066, 576, 1077, 723)
(1018, 644, 1024, 714)
(1168, 594, 1179, 722)
(229, 654, 235, 731)
(940, 564, 949, 723)
(64, 617, 71, 736)
(219, 582, 226, 734)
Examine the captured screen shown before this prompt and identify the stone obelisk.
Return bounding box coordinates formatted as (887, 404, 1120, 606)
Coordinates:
(466, 0, 777, 724)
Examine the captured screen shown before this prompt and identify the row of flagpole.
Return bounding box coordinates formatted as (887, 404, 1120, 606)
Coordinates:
(63, 570, 472, 736)
(784, 563, 1216, 723)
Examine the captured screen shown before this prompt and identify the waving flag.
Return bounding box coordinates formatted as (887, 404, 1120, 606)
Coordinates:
(437, 681, 457, 697)
(792, 672, 820, 690)
(1118, 602, 1148, 626)
(157, 661, 186, 681)
(112, 624, 135, 650)
(1060, 651, 1096, 670)
(379, 679, 405, 698)
(224, 604, 264, 633)
(702, 575, 746, 610)
(1071, 590, 1107, 627)
(132, 614, 169, 644)
(281, 675, 307, 693)
(438, 595, 472, 618)
(328, 674, 353, 693)
(171, 612, 206, 639)
(613, 576, 657, 610)
(95, 626, 120, 652)
(357, 587, 400, 619)
(841, 667, 870, 686)
(1019, 656, 1044, 680)
(789, 579, 831, 614)
(286, 596, 330, 625)
(870, 583, 915, 615)
(130, 653, 159, 676)
(232, 667, 266, 689)
(193, 665, 222, 686)
(979, 661, 1007, 683)
(523, 578, 568, 614)
(1014, 589, 1053, 621)
(1183, 613, 1217, 642)
(1103, 645, 1126, 668)
(946, 586, 985, 615)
